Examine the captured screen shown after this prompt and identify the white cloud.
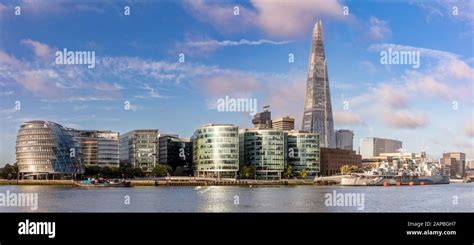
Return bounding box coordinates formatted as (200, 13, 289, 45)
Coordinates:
(21, 39, 54, 59)
(181, 38, 290, 56)
(366, 17, 391, 40)
(184, 0, 345, 37)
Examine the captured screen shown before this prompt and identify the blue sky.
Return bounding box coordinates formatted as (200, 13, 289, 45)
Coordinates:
(0, 0, 473, 165)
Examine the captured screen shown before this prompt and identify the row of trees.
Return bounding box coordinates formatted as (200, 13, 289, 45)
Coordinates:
(84, 164, 189, 179)
(1, 163, 316, 179)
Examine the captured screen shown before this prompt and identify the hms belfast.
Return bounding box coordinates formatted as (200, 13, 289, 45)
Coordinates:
(301, 20, 335, 148)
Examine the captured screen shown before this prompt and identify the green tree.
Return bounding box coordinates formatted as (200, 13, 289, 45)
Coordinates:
(152, 164, 172, 177)
(283, 165, 293, 179)
(340, 165, 358, 175)
(239, 165, 254, 179)
(0, 163, 17, 179)
(299, 168, 308, 179)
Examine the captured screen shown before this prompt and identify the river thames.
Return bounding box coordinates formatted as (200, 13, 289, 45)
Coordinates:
(0, 183, 473, 212)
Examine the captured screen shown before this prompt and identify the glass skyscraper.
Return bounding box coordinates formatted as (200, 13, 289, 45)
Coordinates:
(192, 124, 239, 178)
(16, 120, 84, 179)
(239, 129, 285, 180)
(301, 20, 335, 148)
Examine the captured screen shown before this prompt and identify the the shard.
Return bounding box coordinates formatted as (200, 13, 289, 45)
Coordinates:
(301, 20, 335, 148)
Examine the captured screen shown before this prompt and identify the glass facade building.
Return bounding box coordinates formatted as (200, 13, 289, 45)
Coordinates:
(239, 129, 285, 180)
(287, 131, 320, 177)
(16, 120, 84, 178)
(120, 129, 159, 173)
(159, 134, 193, 174)
(192, 124, 239, 178)
(71, 130, 120, 167)
(301, 20, 335, 148)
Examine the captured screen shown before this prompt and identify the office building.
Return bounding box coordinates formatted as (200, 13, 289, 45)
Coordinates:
(120, 129, 159, 173)
(286, 130, 320, 177)
(16, 120, 84, 179)
(320, 147, 362, 176)
(192, 124, 239, 178)
(359, 137, 402, 159)
(239, 128, 285, 180)
(301, 20, 335, 148)
(72, 130, 119, 167)
(252, 106, 272, 129)
(441, 152, 466, 178)
(335, 129, 354, 151)
(272, 116, 295, 131)
(159, 134, 192, 174)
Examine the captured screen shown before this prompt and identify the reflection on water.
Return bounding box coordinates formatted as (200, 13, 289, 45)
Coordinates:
(0, 184, 473, 212)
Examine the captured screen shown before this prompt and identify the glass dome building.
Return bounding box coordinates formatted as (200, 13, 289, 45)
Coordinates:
(16, 120, 84, 179)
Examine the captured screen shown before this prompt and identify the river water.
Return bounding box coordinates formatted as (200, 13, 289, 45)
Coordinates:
(0, 183, 473, 212)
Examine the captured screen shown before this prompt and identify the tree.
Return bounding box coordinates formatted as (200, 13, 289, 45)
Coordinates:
(239, 165, 254, 179)
(283, 165, 293, 179)
(299, 168, 308, 179)
(340, 165, 359, 175)
(0, 163, 17, 179)
(152, 164, 172, 177)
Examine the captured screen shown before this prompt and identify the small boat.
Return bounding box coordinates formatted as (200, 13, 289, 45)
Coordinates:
(75, 178, 132, 187)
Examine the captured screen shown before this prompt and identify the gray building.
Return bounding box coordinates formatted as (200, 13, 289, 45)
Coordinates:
(335, 129, 354, 151)
(72, 130, 119, 167)
(359, 137, 402, 159)
(441, 152, 466, 179)
(252, 106, 272, 129)
(120, 129, 159, 173)
(301, 20, 335, 148)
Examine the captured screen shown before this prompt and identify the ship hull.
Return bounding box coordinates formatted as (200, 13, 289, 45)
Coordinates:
(341, 175, 449, 186)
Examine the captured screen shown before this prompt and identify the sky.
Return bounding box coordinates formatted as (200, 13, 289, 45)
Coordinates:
(0, 0, 473, 165)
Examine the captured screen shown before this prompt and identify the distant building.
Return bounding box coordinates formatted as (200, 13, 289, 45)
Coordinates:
(272, 116, 295, 131)
(359, 137, 402, 159)
(72, 130, 120, 167)
(441, 152, 466, 179)
(335, 129, 354, 151)
(158, 134, 192, 174)
(252, 106, 272, 129)
(320, 147, 362, 176)
(239, 128, 285, 180)
(286, 130, 320, 177)
(192, 124, 239, 178)
(119, 129, 159, 173)
(468, 160, 474, 170)
(16, 120, 84, 179)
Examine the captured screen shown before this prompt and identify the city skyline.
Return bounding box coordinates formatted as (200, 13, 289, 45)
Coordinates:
(0, 0, 473, 166)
